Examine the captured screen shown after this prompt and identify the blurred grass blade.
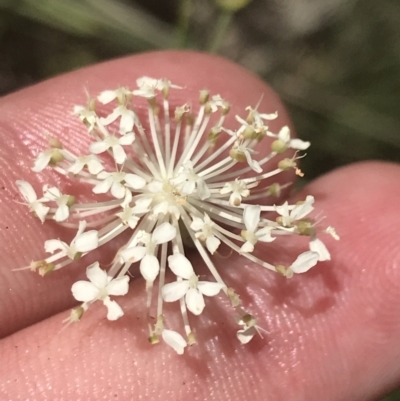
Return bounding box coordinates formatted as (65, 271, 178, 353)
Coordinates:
(0, 0, 174, 49)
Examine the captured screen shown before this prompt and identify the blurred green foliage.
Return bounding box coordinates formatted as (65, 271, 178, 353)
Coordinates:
(0, 1, 399, 397)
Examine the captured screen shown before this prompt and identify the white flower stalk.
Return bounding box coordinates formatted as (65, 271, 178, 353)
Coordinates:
(16, 76, 337, 354)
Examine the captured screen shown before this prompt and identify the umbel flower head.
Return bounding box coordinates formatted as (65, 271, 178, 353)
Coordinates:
(16, 76, 338, 354)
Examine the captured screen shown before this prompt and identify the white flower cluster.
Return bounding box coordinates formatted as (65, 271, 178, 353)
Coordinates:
(16, 76, 338, 354)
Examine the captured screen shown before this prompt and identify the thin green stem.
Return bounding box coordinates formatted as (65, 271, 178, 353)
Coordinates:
(208, 10, 233, 54)
(175, 0, 192, 48)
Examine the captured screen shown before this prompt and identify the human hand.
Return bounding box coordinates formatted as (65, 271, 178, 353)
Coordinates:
(0, 51, 399, 401)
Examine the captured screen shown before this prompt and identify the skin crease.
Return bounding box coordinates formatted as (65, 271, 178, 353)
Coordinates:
(0, 52, 400, 401)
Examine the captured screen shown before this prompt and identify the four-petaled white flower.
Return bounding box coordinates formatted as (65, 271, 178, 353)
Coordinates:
(73, 102, 97, 131)
(119, 222, 177, 282)
(146, 180, 181, 219)
(190, 214, 221, 254)
(100, 105, 137, 134)
(16, 180, 49, 223)
(97, 87, 132, 105)
(220, 179, 250, 206)
(133, 76, 182, 98)
(162, 253, 224, 315)
(171, 161, 210, 200)
(93, 171, 146, 199)
(71, 262, 129, 320)
(45, 220, 98, 259)
(236, 313, 263, 345)
(31, 147, 64, 173)
(275, 195, 315, 227)
(240, 205, 275, 253)
(276, 251, 319, 278)
(89, 132, 135, 164)
(43, 185, 74, 222)
(230, 140, 262, 173)
(68, 154, 104, 175)
(207, 94, 230, 113)
(245, 106, 278, 127)
(267, 126, 310, 151)
(116, 197, 152, 229)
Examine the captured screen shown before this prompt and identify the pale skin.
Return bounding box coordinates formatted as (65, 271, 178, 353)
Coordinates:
(0, 51, 400, 401)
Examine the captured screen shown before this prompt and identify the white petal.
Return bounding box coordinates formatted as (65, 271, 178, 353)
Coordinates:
(71, 281, 99, 302)
(237, 327, 256, 344)
(197, 179, 210, 200)
(92, 177, 112, 194)
(43, 186, 61, 200)
(185, 288, 205, 315)
(243, 205, 260, 233)
(118, 132, 135, 145)
(45, 239, 68, 254)
(87, 158, 104, 175)
(256, 227, 275, 243)
(107, 275, 130, 296)
(275, 201, 289, 217)
(103, 297, 124, 320)
(119, 245, 147, 263)
(277, 126, 291, 143)
(16, 180, 37, 203)
(310, 238, 331, 261)
(69, 160, 87, 176)
(33, 202, 50, 223)
(291, 196, 314, 221)
(111, 182, 126, 199)
(31, 152, 52, 173)
(112, 144, 126, 164)
(244, 150, 262, 173)
(290, 251, 319, 274)
(97, 90, 117, 104)
(162, 330, 187, 355)
(198, 281, 224, 297)
(147, 180, 163, 192)
(240, 241, 254, 253)
(89, 141, 110, 154)
(190, 216, 204, 231)
(290, 138, 310, 150)
(168, 253, 194, 279)
(132, 197, 152, 214)
(139, 254, 160, 282)
(259, 111, 278, 120)
(180, 180, 196, 196)
(86, 262, 108, 288)
(206, 236, 220, 254)
(162, 281, 190, 302)
(125, 174, 146, 190)
(99, 108, 120, 126)
(74, 230, 99, 253)
(54, 204, 69, 222)
(120, 113, 135, 134)
(152, 222, 176, 245)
